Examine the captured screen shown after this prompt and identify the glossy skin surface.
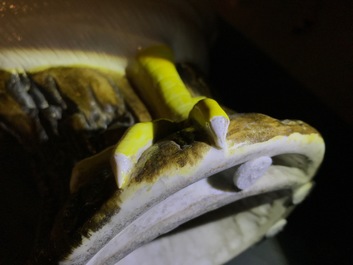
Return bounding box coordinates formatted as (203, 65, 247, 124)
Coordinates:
(0, 0, 214, 72)
(0, 1, 325, 265)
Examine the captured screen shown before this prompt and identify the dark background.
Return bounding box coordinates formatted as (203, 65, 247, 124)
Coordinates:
(1, 1, 352, 264)
(210, 12, 353, 265)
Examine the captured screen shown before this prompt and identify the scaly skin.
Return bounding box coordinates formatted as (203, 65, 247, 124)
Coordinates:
(0, 1, 325, 265)
(111, 45, 229, 188)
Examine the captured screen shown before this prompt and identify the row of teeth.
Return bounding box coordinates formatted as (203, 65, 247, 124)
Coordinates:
(109, 45, 230, 189)
(67, 45, 317, 200)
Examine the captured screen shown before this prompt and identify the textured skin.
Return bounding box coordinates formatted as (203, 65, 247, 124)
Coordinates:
(0, 1, 325, 265)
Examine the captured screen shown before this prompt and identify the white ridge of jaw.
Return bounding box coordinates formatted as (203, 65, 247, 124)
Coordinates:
(266, 219, 287, 238)
(292, 182, 314, 205)
(233, 156, 273, 190)
(109, 120, 154, 189)
(112, 153, 134, 189)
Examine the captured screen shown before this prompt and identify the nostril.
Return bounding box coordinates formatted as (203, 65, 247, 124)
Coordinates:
(233, 156, 273, 190)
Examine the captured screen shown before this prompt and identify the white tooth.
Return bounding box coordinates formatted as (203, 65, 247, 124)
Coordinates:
(210, 115, 229, 149)
(112, 153, 134, 189)
(266, 219, 287, 238)
(292, 182, 314, 205)
(233, 156, 273, 190)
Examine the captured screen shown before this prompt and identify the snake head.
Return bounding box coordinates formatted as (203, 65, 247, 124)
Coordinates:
(26, 46, 323, 265)
(0, 1, 325, 265)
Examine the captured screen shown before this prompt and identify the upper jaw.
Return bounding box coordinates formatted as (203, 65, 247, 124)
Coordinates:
(0, 53, 325, 265)
(50, 113, 324, 265)
(0, 1, 325, 264)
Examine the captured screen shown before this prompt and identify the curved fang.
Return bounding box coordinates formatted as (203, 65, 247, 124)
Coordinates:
(189, 98, 230, 149)
(112, 45, 230, 188)
(111, 119, 178, 188)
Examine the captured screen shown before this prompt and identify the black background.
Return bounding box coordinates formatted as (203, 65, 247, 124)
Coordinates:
(210, 18, 352, 265)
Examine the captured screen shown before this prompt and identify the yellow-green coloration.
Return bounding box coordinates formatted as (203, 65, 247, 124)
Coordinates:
(113, 119, 179, 156)
(114, 122, 155, 157)
(112, 119, 179, 188)
(189, 98, 230, 149)
(112, 122, 153, 188)
(127, 45, 205, 120)
(31, 67, 126, 131)
(191, 98, 229, 121)
(112, 45, 230, 188)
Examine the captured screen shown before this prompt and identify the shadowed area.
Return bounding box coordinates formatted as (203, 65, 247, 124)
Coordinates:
(0, 12, 347, 265)
(210, 17, 352, 265)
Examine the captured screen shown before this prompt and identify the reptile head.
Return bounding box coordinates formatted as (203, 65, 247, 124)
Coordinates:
(0, 1, 324, 264)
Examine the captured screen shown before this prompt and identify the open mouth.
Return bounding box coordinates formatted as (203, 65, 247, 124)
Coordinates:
(0, 60, 324, 265)
(0, 1, 325, 265)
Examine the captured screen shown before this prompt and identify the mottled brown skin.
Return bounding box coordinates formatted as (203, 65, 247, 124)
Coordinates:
(1, 68, 133, 150)
(227, 113, 319, 144)
(125, 113, 319, 188)
(0, 66, 321, 264)
(0, 70, 43, 144)
(131, 129, 206, 184)
(58, 112, 319, 247)
(0, 65, 215, 264)
(0, 67, 132, 264)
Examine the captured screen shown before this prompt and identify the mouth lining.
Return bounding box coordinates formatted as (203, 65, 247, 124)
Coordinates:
(86, 162, 301, 265)
(0, 62, 324, 264)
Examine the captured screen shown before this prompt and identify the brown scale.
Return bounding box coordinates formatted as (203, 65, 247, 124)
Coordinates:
(0, 63, 212, 264)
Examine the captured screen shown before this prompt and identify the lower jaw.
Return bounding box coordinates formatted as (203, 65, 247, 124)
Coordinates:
(0, 64, 324, 265)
